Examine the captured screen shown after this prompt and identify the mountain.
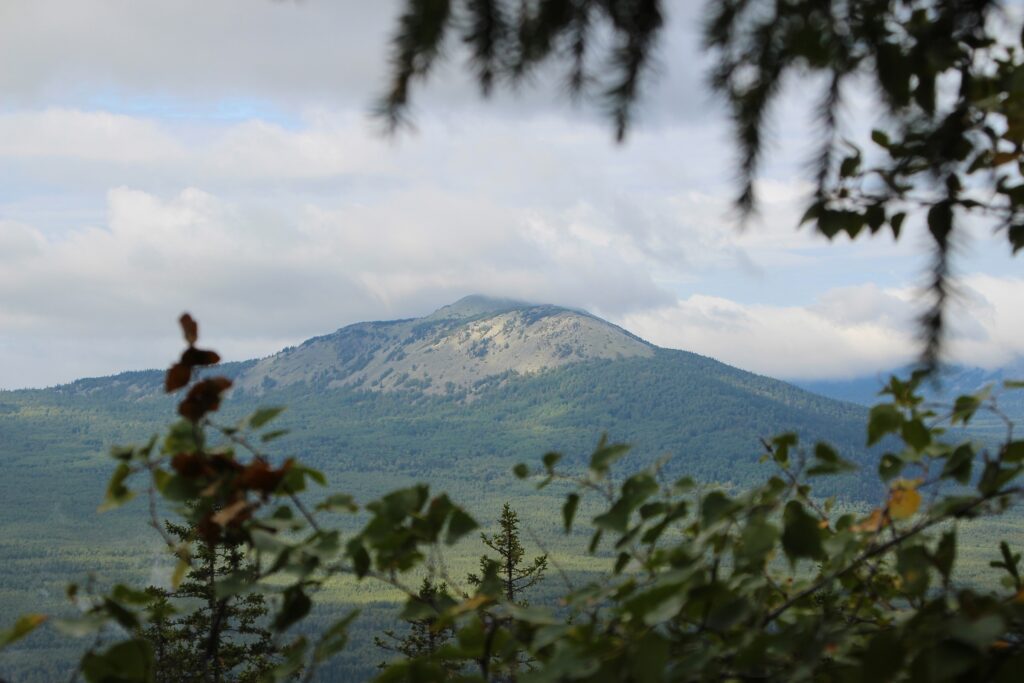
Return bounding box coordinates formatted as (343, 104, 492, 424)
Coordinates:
(1, 296, 883, 681)
(234, 295, 654, 395)
(4, 295, 877, 493)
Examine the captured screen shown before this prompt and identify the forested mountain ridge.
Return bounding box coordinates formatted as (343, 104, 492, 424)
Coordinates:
(2, 296, 877, 501)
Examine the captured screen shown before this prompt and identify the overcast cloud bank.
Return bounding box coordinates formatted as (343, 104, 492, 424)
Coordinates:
(1, 1, 1021, 389)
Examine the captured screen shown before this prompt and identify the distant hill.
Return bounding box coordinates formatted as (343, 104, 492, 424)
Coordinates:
(795, 360, 1024, 442)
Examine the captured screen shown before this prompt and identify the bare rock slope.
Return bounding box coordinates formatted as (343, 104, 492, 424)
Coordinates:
(235, 296, 654, 395)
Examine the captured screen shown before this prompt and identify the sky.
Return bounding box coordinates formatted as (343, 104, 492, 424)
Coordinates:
(1, 0, 1022, 390)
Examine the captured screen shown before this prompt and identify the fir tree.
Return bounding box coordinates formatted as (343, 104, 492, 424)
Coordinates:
(469, 503, 547, 604)
(374, 578, 458, 676)
(140, 521, 279, 683)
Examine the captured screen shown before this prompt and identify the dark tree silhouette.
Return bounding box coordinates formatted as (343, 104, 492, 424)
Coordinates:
(140, 521, 280, 683)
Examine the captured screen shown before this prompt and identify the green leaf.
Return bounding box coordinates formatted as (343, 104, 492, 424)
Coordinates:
(81, 639, 154, 683)
(781, 501, 824, 562)
(901, 418, 931, 451)
(249, 406, 285, 429)
(807, 442, 857, 476)
(594, 501, 632, 534)
(0, 614, 46, 649)
(896, 544, 931, 596)
(261, 429, 290, 443)
(1003, 441, 1024, 463)
(542, 451, 562, 472)
(871, 129, 891, 148)
(512, 463, 530, 479)
(99, 463, 135, 512)
(163, 420, 198, 455)
(890, 212, 906, 238)
(879, 453, 905, 482)
(799, 200, 823, 225)
(589, 436, 630, 474)
(927, 200, 953, 243)
(942, 444, 975, 484)
(563, 493, 580, 533)
(952, 394, 982, 425)
(932, 531, 956, 580)
(701, 491, 736, 527)
(672, 476, 695, 493)
(445, 507, 478, 545)
(771, 432, 797, 466)
(588, 529, 603, 554)
(737, 519, 779, 566)
(346, 539, 370, 578)
(110, 585, 151, 606)
(300, 466, 327, 486)
(860, 633, 906, 679)
(52, 613, 108, 638)
(868, 404, 903, 446)
(866, 204, 886, 232)
(614, 551, 631, 573)
(316, 493, 358, 513)
(951, 614, 1006, 650)
(624, 581, 688, 625)
(631, 631, 670, 683)
(1010, 223, 1024, 254)
(274, 586, 312, 631)
(109, 444, 135, 462)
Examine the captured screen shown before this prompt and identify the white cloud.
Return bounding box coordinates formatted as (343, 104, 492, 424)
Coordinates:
(947, 275, 1024, 368)
(3, 181, 1020, 390)
(618, 278, 1024, 381)
(0, 108, 185, 163)
(0, 0, 709, 127)
(2, 1, 1020, 390)
(0, 185, 677, 388)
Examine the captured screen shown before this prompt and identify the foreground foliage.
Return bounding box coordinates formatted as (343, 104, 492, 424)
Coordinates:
(2, 315, 1022, 682)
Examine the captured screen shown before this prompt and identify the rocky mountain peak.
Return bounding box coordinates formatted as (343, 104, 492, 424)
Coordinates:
(234, 297, 654, 396)
(424, 295, 532, 321)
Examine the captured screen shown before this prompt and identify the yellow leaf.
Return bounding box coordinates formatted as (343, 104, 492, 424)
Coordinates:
(853, 508, 888, 533)
(448, 594, 491, 617)
(889, 482, 921, 520)
(171, 545, 191, 589)
(0, 614, 47, 648)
